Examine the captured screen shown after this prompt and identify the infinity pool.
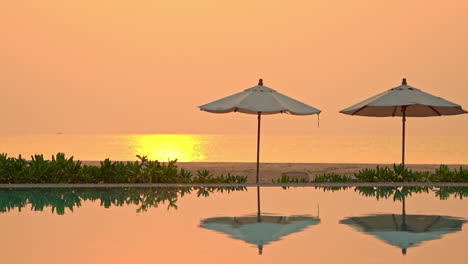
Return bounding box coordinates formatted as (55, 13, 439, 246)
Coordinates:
(1, 186, 467, 264)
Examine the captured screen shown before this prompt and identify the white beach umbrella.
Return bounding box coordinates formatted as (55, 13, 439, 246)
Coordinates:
(199, 79, 321, 183)
(340, 78, 467, 166)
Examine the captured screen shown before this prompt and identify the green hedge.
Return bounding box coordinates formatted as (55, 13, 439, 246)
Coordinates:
(0, 153, 247, 184)
(274, 164, 468, 183)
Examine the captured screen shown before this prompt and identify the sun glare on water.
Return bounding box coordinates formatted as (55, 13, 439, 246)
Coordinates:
(129, 134, 206, 162)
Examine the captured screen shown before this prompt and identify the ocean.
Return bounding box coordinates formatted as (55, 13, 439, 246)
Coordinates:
(1, 134, 467, 164)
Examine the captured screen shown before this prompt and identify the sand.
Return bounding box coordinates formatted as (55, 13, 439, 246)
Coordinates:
(81, 161, 467, 183)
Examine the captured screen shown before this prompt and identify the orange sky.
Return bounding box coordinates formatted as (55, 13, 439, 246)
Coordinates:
(1, 0, 467, 135)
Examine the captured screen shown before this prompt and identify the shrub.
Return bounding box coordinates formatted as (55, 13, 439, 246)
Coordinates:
(0, 153, 248, 184)
(314, 173, 355, 183)
(272, 175, 309, 184)
(274, 164, 467, 183)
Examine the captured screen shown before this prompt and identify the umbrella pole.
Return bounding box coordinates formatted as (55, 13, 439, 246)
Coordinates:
(256, 112, 261, 183)
(257, 186, 261, 222)
(402, 107, 407, 167)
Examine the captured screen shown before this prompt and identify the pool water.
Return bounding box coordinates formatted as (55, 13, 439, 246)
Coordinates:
(1, 186, 467, 264)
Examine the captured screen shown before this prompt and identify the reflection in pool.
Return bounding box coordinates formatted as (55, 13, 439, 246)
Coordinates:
(341, 214, 465, 255)
(1, 186, 465, 215)
(340, 187, 466, 255)
(0, 186, 467, 263)
(0, 187, 246, 214)
(200, 187, 320, 255)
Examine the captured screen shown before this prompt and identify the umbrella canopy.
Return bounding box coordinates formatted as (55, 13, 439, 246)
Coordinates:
(199, 79, 321, 182)
(199, 79, 321, 115)
(340, 78, 467, 166)
(340, 214, 465, 255)
(340, 78, 467, 117)
(200, 214, 320, 255)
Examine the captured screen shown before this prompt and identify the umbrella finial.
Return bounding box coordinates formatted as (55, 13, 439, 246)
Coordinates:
(258, 79, 263, 86)
(402, 78, 407, 85)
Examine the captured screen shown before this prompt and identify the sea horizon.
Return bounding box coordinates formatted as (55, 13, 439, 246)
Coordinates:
(2, 133, 467, 164)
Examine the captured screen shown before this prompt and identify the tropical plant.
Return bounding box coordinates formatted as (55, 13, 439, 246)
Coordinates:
(272, 175, 309, 184)
(0, 153, 248, 184)
(273, 164, 467, 183)
(314, 173, 355, 183)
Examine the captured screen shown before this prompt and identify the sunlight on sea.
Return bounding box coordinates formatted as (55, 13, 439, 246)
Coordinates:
(128, 134, 206, 162)
(1, 134, 467, 164)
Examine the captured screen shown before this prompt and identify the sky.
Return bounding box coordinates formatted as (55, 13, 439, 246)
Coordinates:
(1, 0, 467, 135)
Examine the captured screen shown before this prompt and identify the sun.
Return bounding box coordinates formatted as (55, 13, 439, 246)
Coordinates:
(129, 134, 206, 162)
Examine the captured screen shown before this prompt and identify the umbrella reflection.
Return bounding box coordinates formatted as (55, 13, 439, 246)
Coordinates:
(340, 189, 466, 255)
(200, 187, 320, 255)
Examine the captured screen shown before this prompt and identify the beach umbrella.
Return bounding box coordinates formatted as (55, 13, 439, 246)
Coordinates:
(340, 194, 466, 255)
(340, 78, 467, 166)
(199, 79, 321, 182)
(200, 187, 320, 255)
